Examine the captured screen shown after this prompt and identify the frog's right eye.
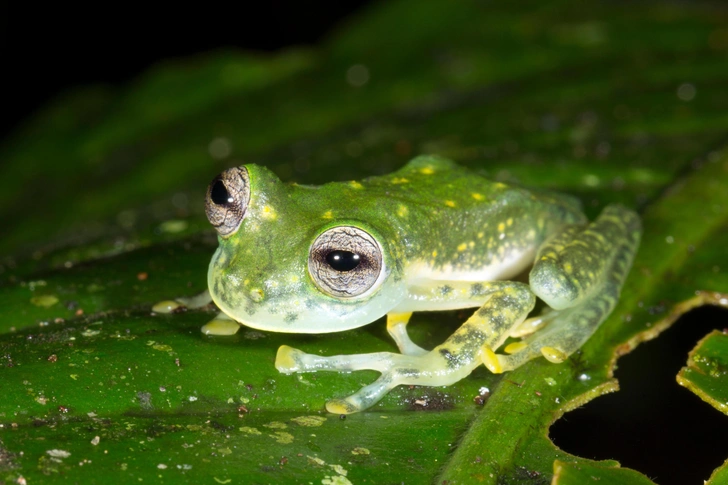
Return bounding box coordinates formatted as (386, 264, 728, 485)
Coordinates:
(205, 167, 251, 237)
(308, 226, 384, 298)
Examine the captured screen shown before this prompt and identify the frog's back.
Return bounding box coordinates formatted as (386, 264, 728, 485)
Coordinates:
(354, 156, 587, 282)
(361, 155, 582, 221)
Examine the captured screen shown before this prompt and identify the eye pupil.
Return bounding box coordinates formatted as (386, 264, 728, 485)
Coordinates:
(326, 250, 361, 272)
(211, 179, 233, 205)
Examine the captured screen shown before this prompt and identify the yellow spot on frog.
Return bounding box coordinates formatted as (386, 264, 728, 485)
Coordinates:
(471, 193, 484, 201)
(497, 222, 506, 232)
(291, 416, 326, 427)
(391, 177, 409, 184)
(563, 262, 573, 274)
(457, 243, 467, 252)
(30, 295, 58, 308)
(269, 431, 294, 444)
(444, 200, 456, 208)
(261, 205, 277, 220)
(349, 181, 364, 189)
(322, 210, 334, 219)
(397, 205, 408, 217)
(239, 426, 262, 435)
(419, 167, 435, 175)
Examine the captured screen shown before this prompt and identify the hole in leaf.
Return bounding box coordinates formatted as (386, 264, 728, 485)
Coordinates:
(550, 305, 728, 485)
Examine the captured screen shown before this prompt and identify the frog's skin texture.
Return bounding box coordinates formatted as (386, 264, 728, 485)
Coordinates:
(167, 156, 641, 414)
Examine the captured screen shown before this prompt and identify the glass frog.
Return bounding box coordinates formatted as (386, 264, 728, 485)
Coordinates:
(155, 155, 641, 414)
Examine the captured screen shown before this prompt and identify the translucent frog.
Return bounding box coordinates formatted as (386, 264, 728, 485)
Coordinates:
(155, 156, 641, 414)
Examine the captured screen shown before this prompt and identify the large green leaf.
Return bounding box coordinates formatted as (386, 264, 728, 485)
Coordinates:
(2, 1, 728, 483)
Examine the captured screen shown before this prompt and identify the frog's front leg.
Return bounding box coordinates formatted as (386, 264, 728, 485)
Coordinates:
(386, 312, 428, 356)
(485, 205, 642, 373)
(276, 281, 535, 413)
(152, 290, 242, 336)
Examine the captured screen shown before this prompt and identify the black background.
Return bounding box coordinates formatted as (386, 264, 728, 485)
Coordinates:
(4, 2, 728, 484)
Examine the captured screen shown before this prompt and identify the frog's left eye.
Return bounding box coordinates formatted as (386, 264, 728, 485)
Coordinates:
(205, 167, 251, 237)
(308, 226, 384, 298)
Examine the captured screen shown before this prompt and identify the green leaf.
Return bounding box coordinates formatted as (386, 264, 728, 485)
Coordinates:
(2, 0, 728, 483)
(678, 329, 728, 416)
(552, 459, 659, 485)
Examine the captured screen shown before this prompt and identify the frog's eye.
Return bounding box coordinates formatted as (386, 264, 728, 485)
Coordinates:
(205, 167, 251, 237)
(308, 226, 384, 298)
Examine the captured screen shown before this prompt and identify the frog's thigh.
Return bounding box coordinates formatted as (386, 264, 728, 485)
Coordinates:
(529, 205, 641, 310)
(495, 205, 641, 372)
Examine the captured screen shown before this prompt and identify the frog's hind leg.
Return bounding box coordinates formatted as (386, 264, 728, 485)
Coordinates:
(485, 205, 641, 373)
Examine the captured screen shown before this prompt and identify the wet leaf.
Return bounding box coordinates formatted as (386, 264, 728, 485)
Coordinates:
(2, 0, 728, 484)
(678, 329, 728, 416)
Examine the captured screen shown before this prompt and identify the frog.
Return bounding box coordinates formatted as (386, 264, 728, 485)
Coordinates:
(154, 155, 641, 414)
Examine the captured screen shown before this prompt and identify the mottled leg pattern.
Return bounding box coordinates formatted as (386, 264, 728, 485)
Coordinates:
(485, 205, 641, 373)
(276, 281, 536, 413)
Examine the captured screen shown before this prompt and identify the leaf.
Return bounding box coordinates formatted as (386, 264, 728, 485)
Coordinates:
(552, 459, 658, 485)
(678, 329, 728, 416)
(2, 0, 728, 484)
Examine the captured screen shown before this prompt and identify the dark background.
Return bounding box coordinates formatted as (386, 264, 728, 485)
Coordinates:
(2, 2, 371, 140)
(4, 3, 728, 484)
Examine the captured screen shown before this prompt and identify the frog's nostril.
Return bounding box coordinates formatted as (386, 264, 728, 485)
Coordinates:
(250, 289, 264, 302)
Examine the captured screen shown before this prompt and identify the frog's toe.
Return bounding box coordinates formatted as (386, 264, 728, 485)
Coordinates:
(326, 375, 397, 414)
(325, 398, 361, 415)
(480, 345, 505, 374)
(201, 316, 241, 336)
(152, 300, 186, 314)
(275, 345, 303, 373)
(540, 346, 568, 364)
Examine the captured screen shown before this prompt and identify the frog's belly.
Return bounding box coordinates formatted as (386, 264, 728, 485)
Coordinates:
(408, 247, 536, 283)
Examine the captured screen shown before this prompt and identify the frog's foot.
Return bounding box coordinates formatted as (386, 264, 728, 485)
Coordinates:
(386, 312, 428, 356)
(276, 345, 474, 414)
(482, 285, 621, 373)
(201, 312, 241, 336)
(152, 290, 213, 314)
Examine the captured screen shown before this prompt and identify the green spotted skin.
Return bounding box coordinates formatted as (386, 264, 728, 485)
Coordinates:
(199, 155, 642, 414)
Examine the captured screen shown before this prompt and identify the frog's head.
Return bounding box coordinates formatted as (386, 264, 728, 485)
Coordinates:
(204, 165, 407, 333)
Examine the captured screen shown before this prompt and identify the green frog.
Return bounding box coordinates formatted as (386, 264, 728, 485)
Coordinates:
(155, 156, 641, 414)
